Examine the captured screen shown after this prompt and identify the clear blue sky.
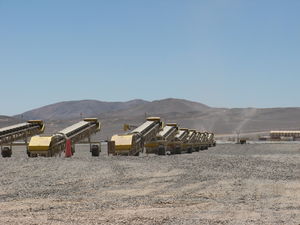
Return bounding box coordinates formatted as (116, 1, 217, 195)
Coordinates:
(1, 0, 300, 115)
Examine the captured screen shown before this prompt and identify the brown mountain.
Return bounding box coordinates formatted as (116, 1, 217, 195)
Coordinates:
(3, 98, 300, 140)
(16, 99, 148, 120)
(0, 116, 21, 128)
(98, 106, 300, 139)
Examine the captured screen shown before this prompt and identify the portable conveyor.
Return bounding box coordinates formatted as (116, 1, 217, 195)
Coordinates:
(199, 132, 209, 150)
(28, 118, 100, 157)
(207, 133, 216, 147)
(186, 129, 197, 153)
(145, 123, 179, 155)
(0, 120, 44, 157)
(168, 128, 189, 154)
(111, 117, 162, 156)
(193, 132, 202, 152)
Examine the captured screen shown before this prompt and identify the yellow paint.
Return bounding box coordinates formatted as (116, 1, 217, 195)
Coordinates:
(111, 134, 133, 150)
(145, 142, 159, 148)
(28, 136, 52, 151)
(146, 117, 161, 122)
(27, 120, 45, 133)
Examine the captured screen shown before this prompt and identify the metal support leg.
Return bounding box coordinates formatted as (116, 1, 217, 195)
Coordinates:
(25, 131, 29, 156)
(88, 137, 91, 151)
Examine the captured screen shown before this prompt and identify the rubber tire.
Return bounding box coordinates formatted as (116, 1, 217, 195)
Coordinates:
(158, 147, 166, 155)
(1, 147, 12, 158)
(176, 147, 181, 154)
(91, 148, 100, 157)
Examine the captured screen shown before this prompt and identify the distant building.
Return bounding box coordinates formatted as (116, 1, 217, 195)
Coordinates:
(270, 131, 300, 141)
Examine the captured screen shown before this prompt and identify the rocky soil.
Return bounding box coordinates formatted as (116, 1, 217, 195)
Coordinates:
(0, 144, 299, 224)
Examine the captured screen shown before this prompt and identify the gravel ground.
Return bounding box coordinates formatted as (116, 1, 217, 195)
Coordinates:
(0, 144, 299, 225)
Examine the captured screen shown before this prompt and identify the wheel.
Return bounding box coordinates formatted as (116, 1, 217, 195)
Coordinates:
(1, 147, 12, 158)
(29, 153, 37, 158)
(187, 148, 192, 154)
(47, 150, 54, 157)
(91, 145, 100, 157)
(175, 147, 181, 154)
(158, 147, 166, 155)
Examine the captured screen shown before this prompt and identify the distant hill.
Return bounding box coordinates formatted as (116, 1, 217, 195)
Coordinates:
(98, 106, 300, 139)
(0, 116, 21, 128)
(16, 99, 148, 120)
(3, 98, 300, 140)
(16, 98, 210, 120)
(100, 98, 211, 119)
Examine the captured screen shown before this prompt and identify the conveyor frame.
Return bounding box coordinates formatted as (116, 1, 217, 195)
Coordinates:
(0, 120, 44, 157)
(28, 118, 100, 157)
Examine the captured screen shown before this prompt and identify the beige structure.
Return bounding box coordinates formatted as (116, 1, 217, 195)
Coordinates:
(270, 131, 300, 140)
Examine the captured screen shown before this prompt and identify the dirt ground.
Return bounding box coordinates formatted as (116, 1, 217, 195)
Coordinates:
(0, 143, 299, 225)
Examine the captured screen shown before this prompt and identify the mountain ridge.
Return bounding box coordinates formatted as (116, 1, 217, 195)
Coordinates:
(4, 98, 300, 138)
(15, 98, 210, 120)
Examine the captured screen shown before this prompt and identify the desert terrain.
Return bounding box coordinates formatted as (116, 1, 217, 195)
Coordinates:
(0, 143, 299, 224)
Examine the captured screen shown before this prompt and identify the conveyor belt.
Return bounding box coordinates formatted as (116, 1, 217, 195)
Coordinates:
(0, 120, 44, 157)
(145, 123, 179, 155)
(111, 117, 162, 156)
(158, 123, 178, 141)
(207, 133, 216, 147)
(187, 130, 197, 143)
(175, 128, 189, 142)
(28, 118, 100, 157)
(0, 120, 44, 145)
